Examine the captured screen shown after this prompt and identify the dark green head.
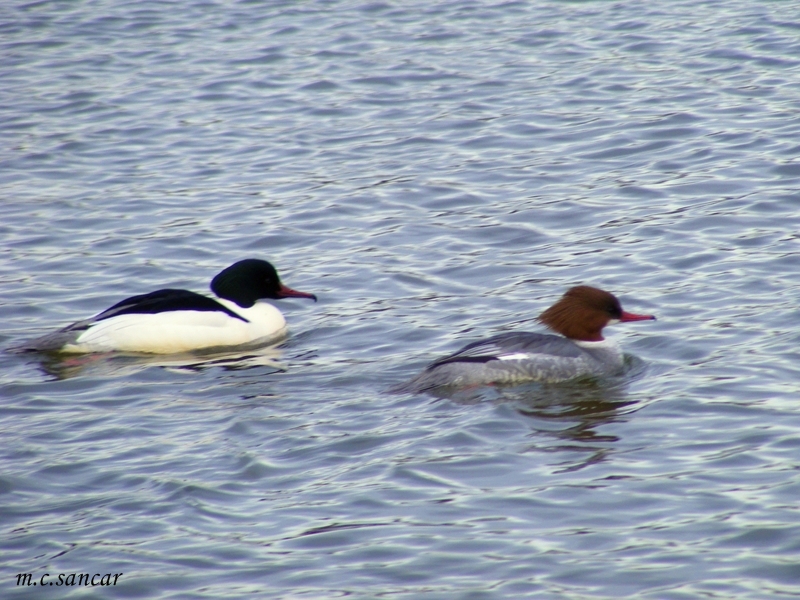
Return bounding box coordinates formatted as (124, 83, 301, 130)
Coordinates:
(211, 259, 317, 308)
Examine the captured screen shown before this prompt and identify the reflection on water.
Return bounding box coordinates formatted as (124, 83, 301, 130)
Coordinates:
(511, 358, 647, 472)
(23, 344, 286, 380)
(424, 357, 645, 473)
(508, 377, 635, 473)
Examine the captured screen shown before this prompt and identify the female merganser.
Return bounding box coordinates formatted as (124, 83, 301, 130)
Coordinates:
(395, 286, 655, 392)
(17, 259, 317, 354)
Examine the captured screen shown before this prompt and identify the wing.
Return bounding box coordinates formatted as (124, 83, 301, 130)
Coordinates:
(92, 289, 248, 323)
(426, 331, 583, 370)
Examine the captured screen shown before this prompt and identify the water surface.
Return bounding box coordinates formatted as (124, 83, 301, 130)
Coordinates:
(2, 1, 800, 598)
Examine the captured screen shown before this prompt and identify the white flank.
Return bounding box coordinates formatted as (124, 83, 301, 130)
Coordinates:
(64, 300, 287, 354)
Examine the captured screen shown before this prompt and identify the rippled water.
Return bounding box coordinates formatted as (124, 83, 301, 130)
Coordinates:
(3, 1, 800, 598)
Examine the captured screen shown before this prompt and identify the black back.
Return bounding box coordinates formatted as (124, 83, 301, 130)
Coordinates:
(94, 289, 247, 322)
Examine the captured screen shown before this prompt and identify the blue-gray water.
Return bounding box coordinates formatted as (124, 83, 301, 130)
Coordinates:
(3, 1, 800, 598)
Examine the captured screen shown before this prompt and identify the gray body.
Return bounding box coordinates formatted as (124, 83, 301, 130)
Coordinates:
(394, 332, 624, 393)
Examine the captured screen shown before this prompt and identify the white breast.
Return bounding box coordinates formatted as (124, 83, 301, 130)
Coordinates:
(573, 338, 624, 369)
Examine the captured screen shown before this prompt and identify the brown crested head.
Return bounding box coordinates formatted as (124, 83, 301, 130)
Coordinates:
(537, 286, 627, 342)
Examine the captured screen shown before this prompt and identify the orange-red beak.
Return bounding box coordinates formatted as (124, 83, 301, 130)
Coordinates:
(620, 311, 656, 322)
(277, 285, 317, 302)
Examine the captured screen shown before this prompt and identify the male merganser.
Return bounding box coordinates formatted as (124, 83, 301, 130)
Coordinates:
(17, 259, 317, 354)
(394, 286, 655, 392)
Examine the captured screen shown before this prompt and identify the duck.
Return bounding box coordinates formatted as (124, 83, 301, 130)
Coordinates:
(394, 285, 655, 392)
(17, 259, 316, 354)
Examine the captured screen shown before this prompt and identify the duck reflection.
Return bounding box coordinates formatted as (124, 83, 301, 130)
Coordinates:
(25, 343, 287, 380)
(423, 356, 647, 473)
(503, 379, 631, 431)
